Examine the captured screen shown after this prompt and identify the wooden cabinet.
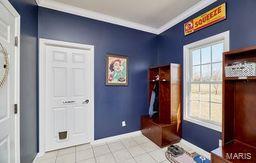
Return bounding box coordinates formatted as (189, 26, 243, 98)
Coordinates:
(211, 46, 256, 162)
(141, 64, 181, 147)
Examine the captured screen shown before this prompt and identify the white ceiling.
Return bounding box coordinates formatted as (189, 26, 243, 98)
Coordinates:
(50, 0, 200, 28)
(37, 0, 217, 34)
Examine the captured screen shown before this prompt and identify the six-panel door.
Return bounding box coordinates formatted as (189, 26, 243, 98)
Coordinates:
(0, 1, 16, 163)
(45, 45, 92, 151)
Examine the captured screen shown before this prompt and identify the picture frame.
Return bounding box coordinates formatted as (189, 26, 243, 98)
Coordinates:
(106, 54, 128, 86)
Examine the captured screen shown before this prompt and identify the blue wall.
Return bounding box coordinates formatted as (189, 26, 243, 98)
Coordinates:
(8, 0, 256, 161)
(8, 0, 38, 162)
(157, 0, 256, 152)
(38, 7, 157, 140)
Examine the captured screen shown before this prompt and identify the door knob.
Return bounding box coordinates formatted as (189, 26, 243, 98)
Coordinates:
(83, 99, 89, 104)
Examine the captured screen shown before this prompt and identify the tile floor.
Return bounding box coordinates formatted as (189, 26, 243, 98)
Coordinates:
(35, 134, 194, 163)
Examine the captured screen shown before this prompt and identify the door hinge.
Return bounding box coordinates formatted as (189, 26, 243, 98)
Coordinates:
(15, 36, 18, 47)
(14, 104, 18, 114)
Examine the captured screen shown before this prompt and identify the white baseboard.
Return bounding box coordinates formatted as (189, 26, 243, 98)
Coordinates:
(180, 139, 210, 159)
(91, 130, 142, 145)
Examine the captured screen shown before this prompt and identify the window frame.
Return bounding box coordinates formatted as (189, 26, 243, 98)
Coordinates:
(183, 31, 230, 132)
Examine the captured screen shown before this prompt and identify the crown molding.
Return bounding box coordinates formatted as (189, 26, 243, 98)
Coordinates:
(36, 0, 217, 35)
(36, 0, 158, 34)
(156, 0, 217, 34)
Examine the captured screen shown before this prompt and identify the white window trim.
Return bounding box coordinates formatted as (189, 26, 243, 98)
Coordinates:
(183, 31, 230, 132)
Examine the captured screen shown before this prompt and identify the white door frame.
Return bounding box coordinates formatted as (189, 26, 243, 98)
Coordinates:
(39, 38, 94, 155)
(0, 0, 20, 162)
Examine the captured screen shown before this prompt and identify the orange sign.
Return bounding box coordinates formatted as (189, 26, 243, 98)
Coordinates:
(184, 3, 226, 35)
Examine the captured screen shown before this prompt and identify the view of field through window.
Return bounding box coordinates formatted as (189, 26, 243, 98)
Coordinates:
(189, 42, 223, 125)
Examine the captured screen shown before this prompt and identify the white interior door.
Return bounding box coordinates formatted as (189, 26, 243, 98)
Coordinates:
(44, 42, 93, 151)
(0, 1, 17, 163)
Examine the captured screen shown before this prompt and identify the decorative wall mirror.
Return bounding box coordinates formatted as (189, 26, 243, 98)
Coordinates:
(0, 43, 9, 88)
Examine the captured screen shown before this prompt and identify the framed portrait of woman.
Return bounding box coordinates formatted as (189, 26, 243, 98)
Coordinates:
(106, 54, 128, 86)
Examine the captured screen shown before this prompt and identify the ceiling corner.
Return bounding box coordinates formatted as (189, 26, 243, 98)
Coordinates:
(156, 0, 217, 34)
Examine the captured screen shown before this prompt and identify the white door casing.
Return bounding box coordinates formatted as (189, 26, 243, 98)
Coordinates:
(39, 39, 94, 154)
(0, 0, 20, 163)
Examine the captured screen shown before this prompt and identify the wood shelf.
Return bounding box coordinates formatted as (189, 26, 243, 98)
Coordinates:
(225, 76, 256, 80)
(224, 45, 256, 56)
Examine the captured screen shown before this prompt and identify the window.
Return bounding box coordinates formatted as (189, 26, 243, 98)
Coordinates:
(183, 31, 229, 131)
